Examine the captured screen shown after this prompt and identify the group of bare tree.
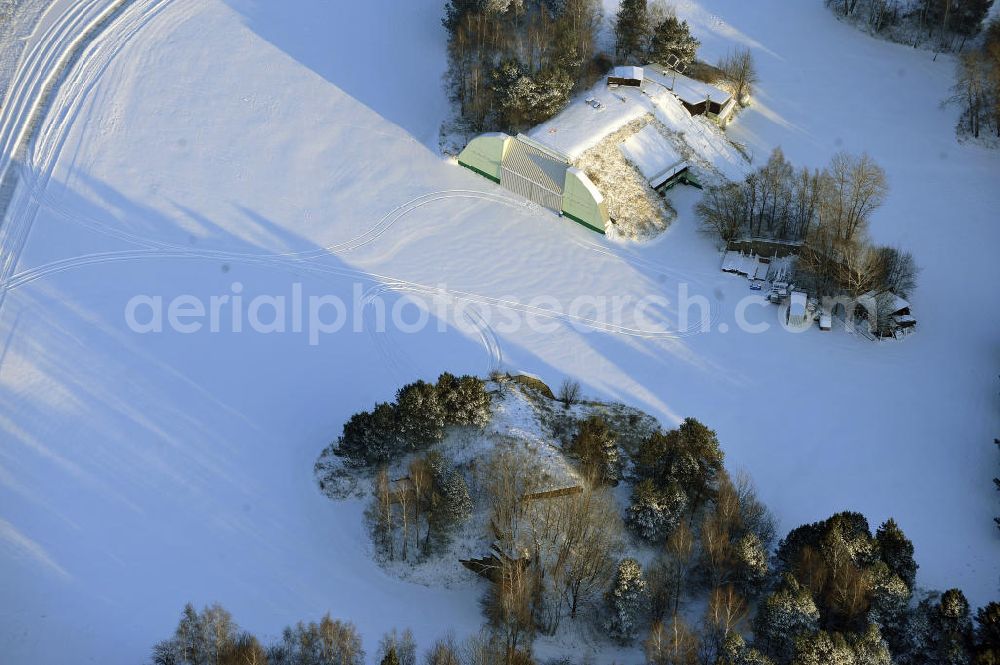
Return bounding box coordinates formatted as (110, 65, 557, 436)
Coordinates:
(639, 471, 773, 663)
(950, 18, 1000, 139)
(827, 0, 994, 50)
(697, 147, 823, 245)
(717, 48, 759, 105)
(479, 446, 623, 660)
(152, 604, 365, 665)
(368, 452, 472, 563)
(443, 0, 604, 132)
(698, 148, 918, 300)
(473, 412, 781, 665)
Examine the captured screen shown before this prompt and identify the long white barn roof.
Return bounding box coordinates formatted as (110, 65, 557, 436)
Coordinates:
(620, 124, 686, 186)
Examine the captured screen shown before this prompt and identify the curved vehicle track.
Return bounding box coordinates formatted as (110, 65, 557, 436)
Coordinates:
(0, 0, 155, 312)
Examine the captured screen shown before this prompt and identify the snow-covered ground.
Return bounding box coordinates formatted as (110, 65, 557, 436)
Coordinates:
(0, 0, 998, 663)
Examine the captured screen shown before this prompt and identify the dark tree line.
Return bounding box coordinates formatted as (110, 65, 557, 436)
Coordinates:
(613, 0, 701, 70)
(442, 0, 604, 132)
(749, 511, 1000, 665)
(827, 0, 994, 50)
(950, 19, 1000, 140)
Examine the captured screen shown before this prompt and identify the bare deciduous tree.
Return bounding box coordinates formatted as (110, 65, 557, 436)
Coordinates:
(701, 585, 749, 660)
(557, 379, 581, 407)
(718, 47, 758, 105)
(645, 616, 699, 665)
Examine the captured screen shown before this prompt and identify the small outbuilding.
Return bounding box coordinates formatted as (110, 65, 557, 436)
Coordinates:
(608, 66, 644, 87)
(644, 67, 736, 126)
(787, 291, 809, 326)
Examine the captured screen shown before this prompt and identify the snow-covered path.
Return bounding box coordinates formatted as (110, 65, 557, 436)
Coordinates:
(0, 1, 997, 663)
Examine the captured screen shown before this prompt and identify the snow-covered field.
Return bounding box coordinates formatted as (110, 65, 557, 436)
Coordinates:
(0, 0, 998, 663)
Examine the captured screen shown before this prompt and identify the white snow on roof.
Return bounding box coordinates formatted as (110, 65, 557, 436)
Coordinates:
(721, 251, 769, 280)
(527, 78, 747, 181)
(620, 124, 685, 182)
(790, 291, 807, 317)
(644, 67, 732, 106)
(565, 166, 604, 204)
(611, 66, 643, 81)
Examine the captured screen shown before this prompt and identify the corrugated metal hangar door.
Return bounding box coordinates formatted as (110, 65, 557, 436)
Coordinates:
(499, 137, 567, 212)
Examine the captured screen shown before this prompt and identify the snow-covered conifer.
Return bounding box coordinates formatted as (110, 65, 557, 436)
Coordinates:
(752, 575, 821, 662)
(605, 557, 647, 644)
(395, 381, 445, 450)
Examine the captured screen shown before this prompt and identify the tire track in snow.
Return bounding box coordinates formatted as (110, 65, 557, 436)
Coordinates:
(0, 0, 167, 314)
(1, 238, 712, 341)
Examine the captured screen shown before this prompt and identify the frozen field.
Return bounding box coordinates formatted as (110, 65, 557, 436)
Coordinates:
(0, 0, 998, 663)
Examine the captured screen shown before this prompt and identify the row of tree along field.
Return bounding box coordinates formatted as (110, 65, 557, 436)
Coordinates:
(951, 19, 1000, 140)
(828, 1, 1000, 142)
(826, 0, 994, 51)
(442, 0, 756, 134)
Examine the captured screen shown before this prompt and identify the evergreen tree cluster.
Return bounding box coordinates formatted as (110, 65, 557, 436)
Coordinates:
(613, 0, 701, 70)
(332, 373, 491, 468)
(626, 417, 725, 542)
(605, 557, 647, 644)
(442, 0, 604, 132)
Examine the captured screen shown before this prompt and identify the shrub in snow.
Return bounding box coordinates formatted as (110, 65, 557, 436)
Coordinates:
(721, 633, 776, 665)
(792, 629, 872, 665)
(556, 378, 581, 408)
(605, 557, 647, 644)
(734, 532, 769, 596)
(566, 415, 623, 486)
(789, 624, 894, 665)
(431, 469, 473, 536)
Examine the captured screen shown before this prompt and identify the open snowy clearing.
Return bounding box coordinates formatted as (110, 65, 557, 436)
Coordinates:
(0, 0, 997, 663)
